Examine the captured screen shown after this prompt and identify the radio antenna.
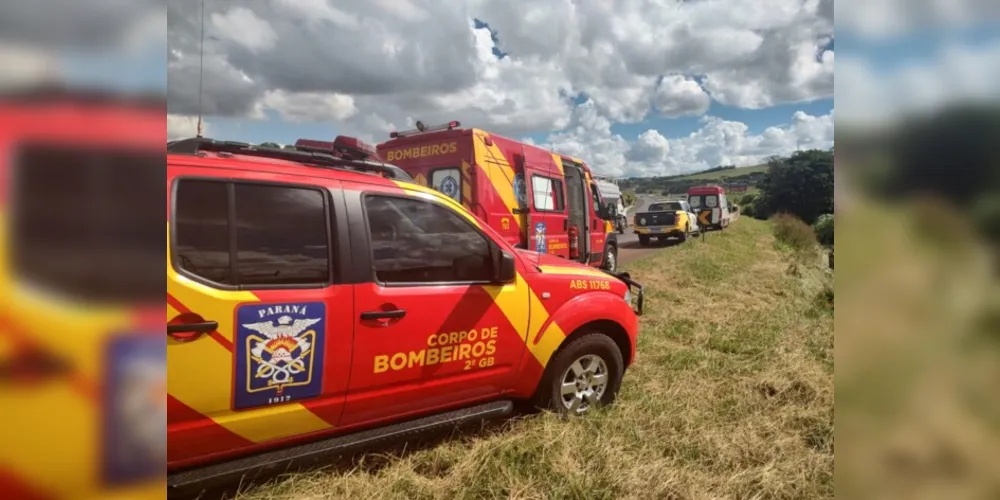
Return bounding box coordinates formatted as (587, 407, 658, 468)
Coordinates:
(195, 0, 206, 138)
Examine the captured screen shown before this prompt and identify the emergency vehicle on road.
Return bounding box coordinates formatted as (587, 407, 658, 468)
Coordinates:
(376, 122, 621, 273)
(165, 135, 644, 491)
(687, 184, 732, 230)
(633, 200, 699, 245)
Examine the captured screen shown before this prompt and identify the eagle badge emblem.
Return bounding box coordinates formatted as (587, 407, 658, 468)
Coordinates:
(234, 302, 326, 409)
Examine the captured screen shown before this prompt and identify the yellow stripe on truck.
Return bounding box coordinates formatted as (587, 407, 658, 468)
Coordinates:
(472, 131, 525, 233)
(483, 273, 565, 368)
(166, 225, 332, 443)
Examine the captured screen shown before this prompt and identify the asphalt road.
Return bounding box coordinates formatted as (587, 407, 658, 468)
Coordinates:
(614, 227, 687, 266)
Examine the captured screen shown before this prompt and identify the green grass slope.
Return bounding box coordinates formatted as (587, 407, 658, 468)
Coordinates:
(235, 218, 834, 500)
(675, 164, 768, 181)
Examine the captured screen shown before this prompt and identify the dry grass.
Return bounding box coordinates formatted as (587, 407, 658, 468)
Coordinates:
(233, 218, 834, 500)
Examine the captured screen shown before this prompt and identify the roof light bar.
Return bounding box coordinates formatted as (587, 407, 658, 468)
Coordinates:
(389, 120, 461, 139)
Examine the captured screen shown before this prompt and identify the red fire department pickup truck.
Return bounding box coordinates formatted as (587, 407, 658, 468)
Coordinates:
(376, 121, 621, 273)
(0, 87, 164, 500)
(165, 135, 643, 490)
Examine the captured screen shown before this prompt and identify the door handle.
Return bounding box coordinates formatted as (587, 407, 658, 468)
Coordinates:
(167, 321, 218, 334)
(360, 309, 406, 321)
(167, 321, 217, 342)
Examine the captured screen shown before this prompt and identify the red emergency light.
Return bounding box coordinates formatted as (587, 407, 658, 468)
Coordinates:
(293, 135, 382, 162)
(389, 120, 461, 139)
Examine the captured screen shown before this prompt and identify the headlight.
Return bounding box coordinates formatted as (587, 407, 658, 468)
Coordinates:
(639, 217, 646, 225)
(624, 288, 632, 303)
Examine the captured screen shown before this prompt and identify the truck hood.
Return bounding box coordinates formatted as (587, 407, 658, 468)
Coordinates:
(513, 248, 603, 275)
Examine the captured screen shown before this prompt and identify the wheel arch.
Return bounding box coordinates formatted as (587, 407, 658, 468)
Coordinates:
(552, 318, 634, 369)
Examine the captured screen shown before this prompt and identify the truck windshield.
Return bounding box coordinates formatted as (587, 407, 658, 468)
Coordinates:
(648, 202, 683, 212)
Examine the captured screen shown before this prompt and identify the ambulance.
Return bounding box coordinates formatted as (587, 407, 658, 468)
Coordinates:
(687, 184, 732, 230)
(377, 121, 621, 273)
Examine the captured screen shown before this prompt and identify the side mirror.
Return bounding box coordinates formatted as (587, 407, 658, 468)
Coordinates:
(596, 204, 612, 220)
(494, 250, 516, 283)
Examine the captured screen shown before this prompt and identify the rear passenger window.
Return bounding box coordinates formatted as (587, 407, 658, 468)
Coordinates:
(174, 180, 232, 284)
(531, 176, 565, 212)
(235, 184, 329, 285)
(172, 179, 331, 287)
(365, 195, 492, 284)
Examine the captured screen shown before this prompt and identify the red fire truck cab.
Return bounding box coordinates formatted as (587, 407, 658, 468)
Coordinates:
(377, 121, 621, 273)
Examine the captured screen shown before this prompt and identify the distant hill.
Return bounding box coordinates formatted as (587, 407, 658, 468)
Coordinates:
(621, 164, 767, 196)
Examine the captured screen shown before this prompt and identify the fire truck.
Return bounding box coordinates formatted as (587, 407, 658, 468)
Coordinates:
(376, 121, 620, 273)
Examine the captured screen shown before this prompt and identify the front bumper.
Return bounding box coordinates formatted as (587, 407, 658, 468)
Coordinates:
(607, 270, 644, 316)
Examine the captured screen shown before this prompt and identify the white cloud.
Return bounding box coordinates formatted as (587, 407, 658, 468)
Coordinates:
(836, 0, 1000, 39)
(540, 103, 834, 178)
(653, 75, 711, 118)
(166, 0, 833, 136)
(260, 90, 358, 122)
(837, 40, 1000, 126)
(0, 44, 61, 88)
(164, 0, 837, 176)
(167, 114, 206, 140)
(211, 7, 278, 53)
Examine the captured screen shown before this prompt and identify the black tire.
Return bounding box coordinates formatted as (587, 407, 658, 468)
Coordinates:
(638, 234, 650, 246)
(532, 333, 624, 415)
(601, 244, 618, 273)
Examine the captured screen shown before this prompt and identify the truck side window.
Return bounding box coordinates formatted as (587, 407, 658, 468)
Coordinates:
(364, 195, 492, 284)
(531, 175, 564, 211)
(173, 179, 331, 287)
(234, 184, 329, 286)
(174, 180, 232, 285)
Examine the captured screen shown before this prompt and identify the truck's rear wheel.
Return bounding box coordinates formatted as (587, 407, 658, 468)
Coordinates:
(638, 234, 650, 246)
(533, 333, 624, 415)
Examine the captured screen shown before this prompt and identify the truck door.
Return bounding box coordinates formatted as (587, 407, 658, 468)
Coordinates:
(518, 151, 569, 258)
(587, 178, 610, 266)
(342, 188, 528, 426)
(167, 168, 353, 467)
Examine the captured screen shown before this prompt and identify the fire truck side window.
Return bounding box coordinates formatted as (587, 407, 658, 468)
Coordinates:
(174, 180, 232, 285)
(234, 184, 330, 286)
(531, 175, 565, 211)
(173, 180, 332, 287)
(364, 195, 492, 284)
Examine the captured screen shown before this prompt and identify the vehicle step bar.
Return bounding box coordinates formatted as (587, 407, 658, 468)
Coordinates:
(167, 400, 515, 492)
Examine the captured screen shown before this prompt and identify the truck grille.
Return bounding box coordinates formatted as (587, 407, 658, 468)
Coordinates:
(9, 143, 164, 305)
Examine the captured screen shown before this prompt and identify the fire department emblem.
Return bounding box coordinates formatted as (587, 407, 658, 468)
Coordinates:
(534, 221, 547, 253)
(440, 175, 459, 200)
(513, 173, 527, 207)
(102, 334, 165, 485)
(234, 302, 326, 409)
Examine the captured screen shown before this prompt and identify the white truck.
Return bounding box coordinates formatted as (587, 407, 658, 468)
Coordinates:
(596, 179, 629, 234)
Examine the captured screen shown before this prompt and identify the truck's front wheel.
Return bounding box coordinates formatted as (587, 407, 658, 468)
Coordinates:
(533, 333, 624, 415)
(601, 244, 618, 273)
